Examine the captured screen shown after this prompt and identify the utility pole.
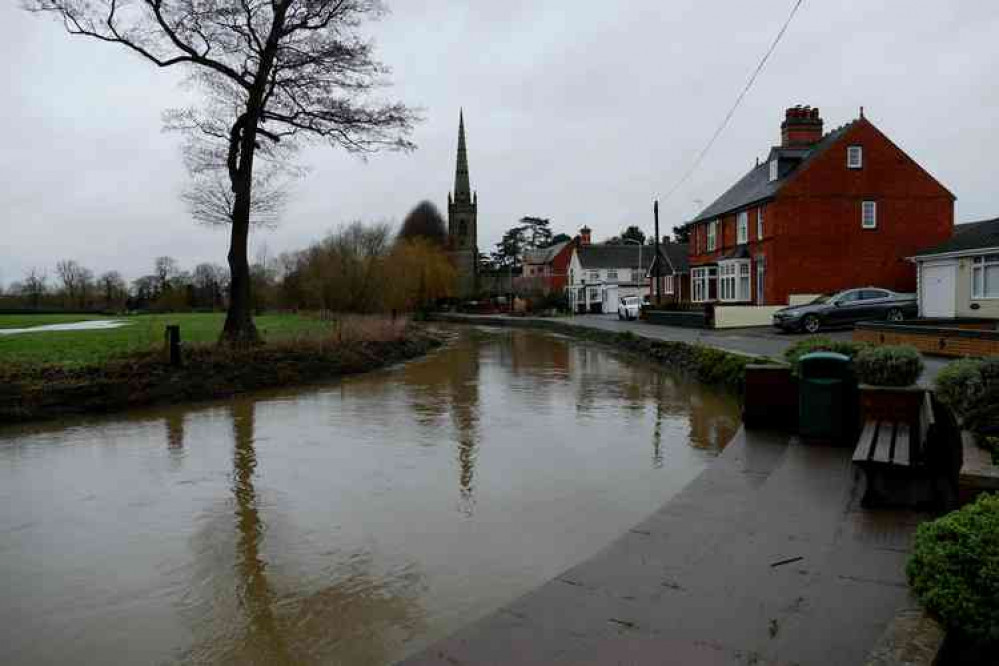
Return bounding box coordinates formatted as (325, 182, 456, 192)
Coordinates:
(653, 200, 662, 305)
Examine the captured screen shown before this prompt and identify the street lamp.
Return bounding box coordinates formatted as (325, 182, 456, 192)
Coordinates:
(623, 238, 644, 293)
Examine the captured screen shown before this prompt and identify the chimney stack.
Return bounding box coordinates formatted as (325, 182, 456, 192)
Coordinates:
(780, 105, 823, 148)
(579, 226, 592, 246)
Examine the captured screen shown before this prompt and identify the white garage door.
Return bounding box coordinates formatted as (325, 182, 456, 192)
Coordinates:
(921, 262, 957, 318)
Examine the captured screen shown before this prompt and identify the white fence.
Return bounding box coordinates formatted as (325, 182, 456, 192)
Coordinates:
(713, 305, 785, 329)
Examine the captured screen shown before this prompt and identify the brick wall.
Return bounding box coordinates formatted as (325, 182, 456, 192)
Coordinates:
(853, 328, 999, 357)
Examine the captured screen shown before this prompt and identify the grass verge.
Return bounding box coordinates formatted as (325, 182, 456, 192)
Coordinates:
(0, 319, 443, 424)
(0, 312, 337, 367)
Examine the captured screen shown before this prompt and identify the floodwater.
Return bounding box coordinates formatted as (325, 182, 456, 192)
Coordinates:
(0, 319, 131, 335)
(0, 327, 740, 666)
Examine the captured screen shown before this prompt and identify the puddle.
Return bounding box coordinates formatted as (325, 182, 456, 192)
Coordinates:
(0, 320, 132, 336)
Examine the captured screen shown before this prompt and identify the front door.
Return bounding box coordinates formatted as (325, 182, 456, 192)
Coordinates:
(921, 262, 957, 318)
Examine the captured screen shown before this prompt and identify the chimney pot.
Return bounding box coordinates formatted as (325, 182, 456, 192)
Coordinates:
(781, 104, 824, 148)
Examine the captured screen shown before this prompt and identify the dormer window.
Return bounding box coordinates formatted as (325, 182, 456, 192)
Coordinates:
(768, 159, 778, 182)
(847, 145, 863, 169)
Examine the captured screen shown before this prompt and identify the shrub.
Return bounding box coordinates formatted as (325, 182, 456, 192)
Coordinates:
(935, 358, 986, 420)
(854, 345, 924, 387)
(906, 493, 999, 643)
(783, 337, 868, 375)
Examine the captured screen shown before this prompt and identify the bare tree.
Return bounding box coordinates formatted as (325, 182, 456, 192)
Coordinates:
(28, 0, 418, 344)
(154, 256, 180, 295)
(55, 259, 94, 309)
(98, 270, 127, 310)
(22, 268, 48, 310)
(192, 262, 229, 309)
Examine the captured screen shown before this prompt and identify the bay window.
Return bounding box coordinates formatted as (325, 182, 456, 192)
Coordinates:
(719, 259, 750, 302)
(692, 267, 716, 303)
(972, 254, 999, 299)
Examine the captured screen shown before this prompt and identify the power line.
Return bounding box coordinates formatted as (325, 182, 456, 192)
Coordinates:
(660, 0, 806, 204)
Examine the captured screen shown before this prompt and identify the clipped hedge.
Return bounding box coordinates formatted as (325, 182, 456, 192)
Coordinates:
(854, 344, 924, 387)
(934, 358, 987, 420)
(783, 336, 868, 375)
(907, 493, 999, 644)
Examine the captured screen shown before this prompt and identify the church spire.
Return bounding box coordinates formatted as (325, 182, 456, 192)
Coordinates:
(453, 110, 471, 203)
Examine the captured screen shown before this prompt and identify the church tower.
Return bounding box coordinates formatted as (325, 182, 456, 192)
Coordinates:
(448, 110, 478, 297)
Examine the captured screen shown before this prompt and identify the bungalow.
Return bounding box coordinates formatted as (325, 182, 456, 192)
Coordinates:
(567, 228, 649, 314)
(912, 216, 999, 319)
(685, 105, 954, 307)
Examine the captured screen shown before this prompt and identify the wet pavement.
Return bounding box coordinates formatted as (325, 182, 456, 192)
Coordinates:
(399, 429, 929, 666)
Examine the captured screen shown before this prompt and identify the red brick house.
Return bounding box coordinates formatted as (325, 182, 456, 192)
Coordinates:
(517, 238, 576, 293)
(686, 105, 954, 306)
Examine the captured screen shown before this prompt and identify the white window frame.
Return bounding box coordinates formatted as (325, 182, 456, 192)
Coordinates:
(664, 275, 675, 295)
(718, 259, 750, 302)
(769, 159, 778, 182)
(588, 270, 600, 282)
(972, 254, 999, 299)
(606, 269, 618, 282)
(737, 211, 748, 245)
(862, 200, 877, 229)
(691, 266, 716, 303)
(757, 206, 764, 240)
(847, 145, 863, 169)
(707, 220, 718, 251)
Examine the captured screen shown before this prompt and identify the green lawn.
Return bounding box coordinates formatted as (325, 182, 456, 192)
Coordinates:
(0, 313, 336, 367)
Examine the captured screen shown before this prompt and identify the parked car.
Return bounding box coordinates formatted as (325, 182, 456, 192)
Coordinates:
(618, 296, 641, 321)
(772, 288, 917, 333)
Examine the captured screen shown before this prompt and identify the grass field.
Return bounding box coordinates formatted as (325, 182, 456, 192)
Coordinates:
(0, 313, 337, 367)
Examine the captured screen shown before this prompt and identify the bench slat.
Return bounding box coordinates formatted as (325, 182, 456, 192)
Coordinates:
(871, 422, 894, 464)
(854, 421, 880, 463)
(894, 423, 911, 465)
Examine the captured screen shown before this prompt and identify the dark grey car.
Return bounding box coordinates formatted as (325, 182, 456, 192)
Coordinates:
(772, 288, 917, 334)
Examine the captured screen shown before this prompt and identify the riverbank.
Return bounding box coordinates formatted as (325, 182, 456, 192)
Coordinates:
(0, 325, 444, 424)
(430, 313, 769, 394)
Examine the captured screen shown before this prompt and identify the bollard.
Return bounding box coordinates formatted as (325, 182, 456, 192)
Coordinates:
(165, 325, 182, 367)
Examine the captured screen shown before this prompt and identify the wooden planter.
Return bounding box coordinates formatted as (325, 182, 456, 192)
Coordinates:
(743, 364, 797, 429)
(859, 384, 926, 428)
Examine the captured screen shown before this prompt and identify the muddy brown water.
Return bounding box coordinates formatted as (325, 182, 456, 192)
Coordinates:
(0, 327, 739, 665)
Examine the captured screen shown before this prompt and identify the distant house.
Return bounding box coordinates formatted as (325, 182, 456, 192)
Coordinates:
(647, 241, 691, 304)
(685, 105, 954, 307)
(566, 228, 683, 313)
(912, 216, 999, 319)
(516, 239, 575, 294)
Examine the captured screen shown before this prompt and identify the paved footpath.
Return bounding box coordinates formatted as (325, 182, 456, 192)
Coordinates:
(399, 429, 928, 666)
(437, 313, 949, 386)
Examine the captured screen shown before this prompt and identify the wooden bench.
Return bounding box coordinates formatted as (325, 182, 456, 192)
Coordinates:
(853, 393, 936, 506)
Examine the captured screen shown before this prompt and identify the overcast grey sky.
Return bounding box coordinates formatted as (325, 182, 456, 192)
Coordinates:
(2, 1, 998, 286)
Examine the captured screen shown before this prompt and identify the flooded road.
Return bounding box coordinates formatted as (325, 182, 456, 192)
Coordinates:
(0, 327, 739, 665)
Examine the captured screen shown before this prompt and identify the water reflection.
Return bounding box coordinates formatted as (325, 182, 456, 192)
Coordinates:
(180, 400, 426, 666)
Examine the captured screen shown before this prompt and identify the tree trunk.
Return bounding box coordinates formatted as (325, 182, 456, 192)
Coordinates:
(221, 116, 261, 346)
(222, 218, 258, 344)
